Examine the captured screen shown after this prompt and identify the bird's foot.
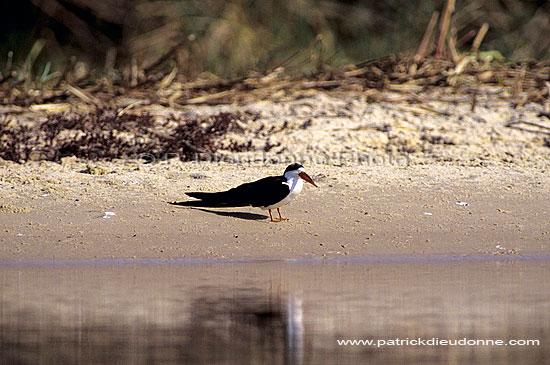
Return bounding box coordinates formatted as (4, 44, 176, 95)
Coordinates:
(269, 216, 289, 222)
(269, 209, 289, 222)
(276, 208, 288, 222)
(268, 217, 289, 222)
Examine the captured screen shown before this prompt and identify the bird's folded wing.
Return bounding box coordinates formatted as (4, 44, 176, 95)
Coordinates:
(181, 176, 289, 208)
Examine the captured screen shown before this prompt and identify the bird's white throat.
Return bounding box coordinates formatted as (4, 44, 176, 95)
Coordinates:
(284, 174, 304, 196)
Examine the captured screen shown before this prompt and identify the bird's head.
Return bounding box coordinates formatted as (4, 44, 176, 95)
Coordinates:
(283, 163, 318, 187)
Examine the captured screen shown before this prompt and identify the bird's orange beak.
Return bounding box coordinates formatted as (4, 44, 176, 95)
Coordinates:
(299, 171, 318, 187)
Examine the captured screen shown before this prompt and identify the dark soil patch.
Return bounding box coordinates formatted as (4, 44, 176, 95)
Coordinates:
(0, 107, 254, 163)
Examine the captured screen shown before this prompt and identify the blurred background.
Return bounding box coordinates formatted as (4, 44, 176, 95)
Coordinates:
(1, 0, 549, 79)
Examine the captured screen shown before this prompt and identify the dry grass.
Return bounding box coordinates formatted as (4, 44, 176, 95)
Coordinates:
(1, 1, 550, 164)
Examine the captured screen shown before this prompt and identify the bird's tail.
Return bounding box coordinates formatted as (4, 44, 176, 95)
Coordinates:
(170, 191, 248, 207)
(187, 192, 224, 200)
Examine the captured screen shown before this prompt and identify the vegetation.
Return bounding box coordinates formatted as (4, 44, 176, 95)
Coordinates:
(1, 0, 549, 81)
(1, 0, 549, 163)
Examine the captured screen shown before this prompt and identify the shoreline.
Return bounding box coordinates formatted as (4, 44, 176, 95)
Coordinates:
(1, 160, 549, 262)
(2, 253, 550, 266)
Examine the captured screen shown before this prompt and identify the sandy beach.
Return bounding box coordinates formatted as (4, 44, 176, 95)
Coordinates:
(1, 91, 550, 262)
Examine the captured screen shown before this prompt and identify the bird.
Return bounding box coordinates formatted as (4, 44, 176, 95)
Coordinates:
(174, 163, 317, 222)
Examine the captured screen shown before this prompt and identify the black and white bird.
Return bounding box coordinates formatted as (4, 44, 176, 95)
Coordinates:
(175, 163, 317, 222)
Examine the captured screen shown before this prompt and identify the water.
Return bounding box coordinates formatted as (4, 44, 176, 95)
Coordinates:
(1, 257, 548, 364)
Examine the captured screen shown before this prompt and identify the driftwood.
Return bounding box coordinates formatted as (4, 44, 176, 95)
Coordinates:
(505, 121, 550, 135)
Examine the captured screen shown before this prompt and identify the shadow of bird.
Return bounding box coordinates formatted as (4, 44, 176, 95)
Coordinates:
(169, 203, 268, 221)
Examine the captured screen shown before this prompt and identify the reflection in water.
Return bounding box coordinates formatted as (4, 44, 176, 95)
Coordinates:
(174, 291, 303, 364)
(0, 258, 549, 363)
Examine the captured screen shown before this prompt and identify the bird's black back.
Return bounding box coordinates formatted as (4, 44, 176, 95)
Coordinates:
(183, 175, 290, 208)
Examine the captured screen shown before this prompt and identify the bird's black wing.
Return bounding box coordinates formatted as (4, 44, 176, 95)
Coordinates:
(181, 176, 289, 208)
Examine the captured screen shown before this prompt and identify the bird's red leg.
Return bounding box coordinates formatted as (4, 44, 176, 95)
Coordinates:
(277, 208, 289, 221)
(269, 209, 278, 222)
